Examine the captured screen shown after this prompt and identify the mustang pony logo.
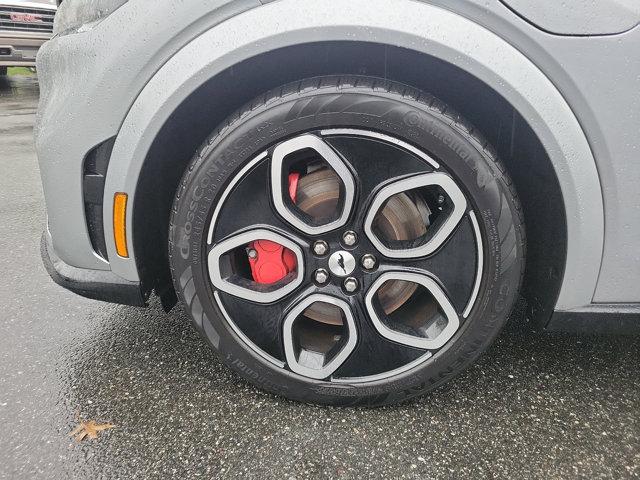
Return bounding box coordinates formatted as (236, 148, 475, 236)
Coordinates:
(9, 12, 43, 23)
(337, 253, 347, 274)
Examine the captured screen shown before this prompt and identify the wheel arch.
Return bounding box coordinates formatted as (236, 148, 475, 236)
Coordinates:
(103, 0, 603, 322)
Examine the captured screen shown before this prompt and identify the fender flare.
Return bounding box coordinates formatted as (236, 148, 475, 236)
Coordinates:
(103, 0, 603, 311)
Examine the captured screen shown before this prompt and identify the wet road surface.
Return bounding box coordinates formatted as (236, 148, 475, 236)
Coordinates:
(0, 74, 639, 479)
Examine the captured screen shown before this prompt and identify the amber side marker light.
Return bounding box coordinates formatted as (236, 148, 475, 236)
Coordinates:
(113, 193, 129, 258)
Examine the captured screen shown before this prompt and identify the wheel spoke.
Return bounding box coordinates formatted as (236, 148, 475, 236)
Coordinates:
(322, 132, 436, 205)
(209, 153, 291, 243)
(331, 298, 429, 380)
(364, 270, 460, 350)
(214, 290, 287, 364)
(282, 293, 358, 380)
(270, 134, 356, 235)
(363, 172, 467, 259)
(207, 227, 306, 304)
(394, 213, 479, 314)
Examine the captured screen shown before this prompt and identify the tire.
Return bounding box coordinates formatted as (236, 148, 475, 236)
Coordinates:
(169, 75, 525, 406)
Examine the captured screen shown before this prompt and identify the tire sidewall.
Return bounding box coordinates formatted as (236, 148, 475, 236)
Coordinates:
(169, 82, 523, 406)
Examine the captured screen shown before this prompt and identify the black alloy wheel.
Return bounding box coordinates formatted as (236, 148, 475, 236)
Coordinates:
(169, 76, 525, 406)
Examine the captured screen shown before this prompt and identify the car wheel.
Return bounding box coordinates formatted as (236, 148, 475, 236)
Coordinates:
(169, 76, 525, 406)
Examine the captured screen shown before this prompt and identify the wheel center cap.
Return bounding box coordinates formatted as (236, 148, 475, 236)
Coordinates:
(328, 250, 356, 277)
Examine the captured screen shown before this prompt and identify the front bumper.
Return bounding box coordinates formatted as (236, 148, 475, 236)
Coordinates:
(41, 230, 145, 306)
(35, 28, 118, 274)
(35, 0, 258, 296)
(0, 32, 48, 66)
(35, 13, 145, 304)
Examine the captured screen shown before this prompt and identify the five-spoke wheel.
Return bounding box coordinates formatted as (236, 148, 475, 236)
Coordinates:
(170, 76, 524, 405)
(206, 131, 482, 382)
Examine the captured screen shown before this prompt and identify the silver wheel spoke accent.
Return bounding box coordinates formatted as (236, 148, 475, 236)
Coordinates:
(271, 134, 355, 235)
(364, 271, 460, 350)
(207, 228, 304, 303)
(283, 294, 357, 379)
(364, 172, 467, 258)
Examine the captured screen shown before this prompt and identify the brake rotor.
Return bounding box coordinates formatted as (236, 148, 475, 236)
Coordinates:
(373, 192, 429, 242)
(373, 192, 430, 317)
(297, 168, 431, 325)
(295, 168, 341, 219)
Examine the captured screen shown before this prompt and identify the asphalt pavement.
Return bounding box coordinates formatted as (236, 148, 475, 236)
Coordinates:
(0, 73, 638, 480)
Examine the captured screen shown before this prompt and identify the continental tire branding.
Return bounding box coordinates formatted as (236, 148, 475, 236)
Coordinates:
(403, 110, 471, 160)
(226, 354, 288, 392)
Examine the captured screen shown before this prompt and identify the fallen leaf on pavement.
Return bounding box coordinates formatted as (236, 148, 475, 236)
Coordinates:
(69, 420, 115, 441)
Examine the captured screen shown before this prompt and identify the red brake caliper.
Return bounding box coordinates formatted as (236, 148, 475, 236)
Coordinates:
(248, 173, 300, 284)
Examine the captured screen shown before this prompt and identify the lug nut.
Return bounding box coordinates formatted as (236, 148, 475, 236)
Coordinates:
(247, 248, 258, 259)
(437, 194, 446, 204)
(342, 231, 358, 247)
(313, 240, 329, 256)
(343, 277, 359, 293)
(314, 268, 330, 285)
(361, 254, 377, 271)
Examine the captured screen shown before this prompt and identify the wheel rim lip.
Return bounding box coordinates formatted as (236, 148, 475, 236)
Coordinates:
(463, 210, 483, 319)
(330, 350, 433, 384)
(214, 290, 286, 368)
(320, 128, 441, 169)
(204, 128, 484, 383)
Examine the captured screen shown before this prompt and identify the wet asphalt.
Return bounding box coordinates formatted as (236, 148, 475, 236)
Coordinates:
(0, 74, 638, 480)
